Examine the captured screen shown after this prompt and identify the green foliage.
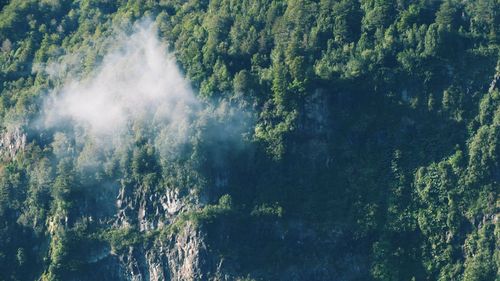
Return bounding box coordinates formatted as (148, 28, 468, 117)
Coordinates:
(100, 227, 144, 253)
(251, 202, 283, 218)
(164, 194, 234, 236)
(0, 0, 498, 280)
(43, 221, 104, 281)
(463, 225, 497, 281)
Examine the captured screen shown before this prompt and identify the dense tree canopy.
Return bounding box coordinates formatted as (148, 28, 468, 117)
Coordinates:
(0, 0, 498, 280)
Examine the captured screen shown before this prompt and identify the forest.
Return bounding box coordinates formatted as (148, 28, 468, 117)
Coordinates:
(0, 0, 498, 280)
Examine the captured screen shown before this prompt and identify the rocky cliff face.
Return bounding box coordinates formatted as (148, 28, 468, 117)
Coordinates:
(112, 222, 218, 281)
(70, 184, 210, 280)
(0, 127, 26, 160)
(75, 87, 369, 281)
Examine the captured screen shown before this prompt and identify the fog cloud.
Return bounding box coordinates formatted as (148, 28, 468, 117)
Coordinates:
(42, 22, 198, 145)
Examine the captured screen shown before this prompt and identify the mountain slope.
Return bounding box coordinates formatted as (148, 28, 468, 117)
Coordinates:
(0, 1, 498, 280)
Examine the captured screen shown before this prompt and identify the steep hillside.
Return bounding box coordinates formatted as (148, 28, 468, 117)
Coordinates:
(0, 1, 498, 280)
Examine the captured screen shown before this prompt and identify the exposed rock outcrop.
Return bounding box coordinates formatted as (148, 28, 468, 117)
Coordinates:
(488, 71, 500, 92)
(0, 127, 26, 160)
(88, 174, 223, 281)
